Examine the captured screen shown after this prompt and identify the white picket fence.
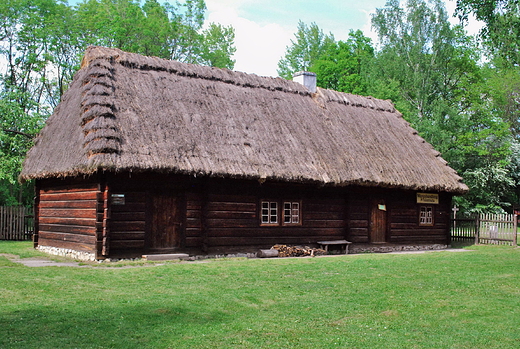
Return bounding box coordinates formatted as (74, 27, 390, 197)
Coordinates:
(451, 213, 518, 246)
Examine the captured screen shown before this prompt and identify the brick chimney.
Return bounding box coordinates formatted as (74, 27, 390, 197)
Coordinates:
(293, 71, 317, 93)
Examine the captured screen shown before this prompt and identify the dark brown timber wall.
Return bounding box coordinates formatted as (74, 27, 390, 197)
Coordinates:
(346, 188, 451, 245)
(37, 178, 100, 253)
(35, 173, 452, 258)
(105, 174, 348, 255)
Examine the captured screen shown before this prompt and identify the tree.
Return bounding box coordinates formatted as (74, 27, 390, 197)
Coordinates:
(311, 30, 374, 95)
(199, 23, 236, 69)
(371, 0, 514, 213)
(277, 21, 335, 79)
(0, 0, 236, 205)
(455, 0, 520, 66)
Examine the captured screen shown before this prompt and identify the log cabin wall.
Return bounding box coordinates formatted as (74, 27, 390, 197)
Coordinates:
(199, 179, 347, 252)
(36, 178, 101, 254)
(388, 191, 451, 245)
(35, 173, 452, 259)
(107, 189, 147, 258)
(346, 188, 452, 245)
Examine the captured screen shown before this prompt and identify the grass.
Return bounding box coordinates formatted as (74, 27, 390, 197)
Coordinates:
(1, 242, 520, 348)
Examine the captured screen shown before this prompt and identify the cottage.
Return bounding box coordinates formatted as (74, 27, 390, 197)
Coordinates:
(20, 46, 468, 260)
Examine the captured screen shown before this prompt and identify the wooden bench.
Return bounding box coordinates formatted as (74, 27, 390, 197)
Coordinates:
(317, 240, 352, 254)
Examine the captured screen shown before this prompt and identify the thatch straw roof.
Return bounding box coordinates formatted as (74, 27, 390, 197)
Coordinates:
(21, 46, 468, 194)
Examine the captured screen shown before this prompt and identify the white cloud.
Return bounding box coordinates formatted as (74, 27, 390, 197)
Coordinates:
(204, 4, 292, 77)
(203, 0, 484, 77)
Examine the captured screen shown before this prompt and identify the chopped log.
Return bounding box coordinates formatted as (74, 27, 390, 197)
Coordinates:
(257, 249, 279, 258)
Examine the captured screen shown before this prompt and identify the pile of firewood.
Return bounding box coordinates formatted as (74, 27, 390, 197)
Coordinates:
(271, 244, 326, 257)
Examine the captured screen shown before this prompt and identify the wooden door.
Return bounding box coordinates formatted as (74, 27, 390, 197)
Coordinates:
(370, 199, 387, 243)
(149, 192, 181, 251)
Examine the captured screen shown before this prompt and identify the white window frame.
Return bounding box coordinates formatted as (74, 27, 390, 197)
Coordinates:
(283, 201, 301, 225)
(419, 206, 434, 226)
(261, 201, 278, 225)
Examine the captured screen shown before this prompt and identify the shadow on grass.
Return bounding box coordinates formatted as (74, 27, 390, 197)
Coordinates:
(1, 303, 229, 348)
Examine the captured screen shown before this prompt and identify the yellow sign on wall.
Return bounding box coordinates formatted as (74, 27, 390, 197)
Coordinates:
(417, 193, 439, 204)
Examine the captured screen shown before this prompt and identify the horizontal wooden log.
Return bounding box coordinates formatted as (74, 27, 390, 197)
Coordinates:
(206, 235, 344, 246)
(390, 236, 447, 244)
(207, 227, 344, 238)
(207, 202, 256, 212)
(206, 211, 257, 219)
(110, 203, 146, 212)
(303, 211, 345, 220)
(110, 221, 146, 231)
(186, 210, 201, 219)
(349, 227, 369, 236)
(110, 212, 146, 221)
(349, 212, 369, 220)
(38, 238, 96, 253)
(206, 218, 257, 228)
(257, 249, 279, 258)
(40, 217, 96, 226)
(350, 220, 369, 228)
(39, 231, 97, 244)
(185, 236, 203, 247)
(390, 222, 420, 229)
(185, 227, 202, 237)
(40, 191, 98, 202)
(41, 183, 98, 193)
(39, 200, 97, 209)
(39, 208, 97, 219)
(109, 240, 145, 249)
(207, 193, 256, 203)
(390, 229, 447, 236)
(109, 231, 145, 240)
(390, 209, 417, 217)
(304, 203, 345, 212)
(186, 217, 201, 228)
(303, 220, 345, 228)
(39, 223, 96, 235)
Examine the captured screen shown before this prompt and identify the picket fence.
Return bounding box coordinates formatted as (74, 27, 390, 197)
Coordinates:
(451, 213, 518, 246)
(0, 206, 33, 241)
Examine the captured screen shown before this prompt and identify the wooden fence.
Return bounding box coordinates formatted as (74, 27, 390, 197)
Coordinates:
(0, 206, 33, 241)
(451, 213, 518, 246)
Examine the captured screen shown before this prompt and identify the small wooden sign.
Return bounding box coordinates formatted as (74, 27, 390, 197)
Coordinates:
(378, 204, 386, 211)
(417, 193, 439, 204)
(111, 193, 125, 205)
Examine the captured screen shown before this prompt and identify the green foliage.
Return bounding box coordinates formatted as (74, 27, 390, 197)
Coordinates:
(277, 23, 375, 95)
(0, 88, 45, 205)
(0, 0, 236, 206)
(456, 0, 520, 66)
(368, 0, 514, 213)
(74, 0, 235, 68)
(199, 23, 236, 69)
(311, 30, 374, 95)
(277, 21, 335, 79)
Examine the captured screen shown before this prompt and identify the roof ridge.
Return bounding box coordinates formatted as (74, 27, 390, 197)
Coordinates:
(81, 46, 311, 96)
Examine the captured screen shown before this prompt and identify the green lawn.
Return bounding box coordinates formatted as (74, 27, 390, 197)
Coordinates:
(1, 242, 519, 349)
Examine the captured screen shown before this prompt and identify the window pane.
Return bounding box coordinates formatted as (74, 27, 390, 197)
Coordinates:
(270, 202, 277, 223)
(420, 206, 433, 225)
(284, 202, 291, 223)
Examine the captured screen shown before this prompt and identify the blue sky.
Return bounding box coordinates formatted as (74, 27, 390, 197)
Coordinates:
(67, 0, 479, 77)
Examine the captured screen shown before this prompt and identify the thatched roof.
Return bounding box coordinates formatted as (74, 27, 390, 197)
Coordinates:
(21, 46, 468, 194)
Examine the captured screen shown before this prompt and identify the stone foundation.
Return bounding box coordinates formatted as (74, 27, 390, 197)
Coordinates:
(37, 245, 96, 261)
(350, 244, 448, 254)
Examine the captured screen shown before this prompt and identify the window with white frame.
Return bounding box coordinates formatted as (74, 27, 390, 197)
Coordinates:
(261, 201, 278, 224)
(419, 206, 434, 226)
(283, 202, 300, 224)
